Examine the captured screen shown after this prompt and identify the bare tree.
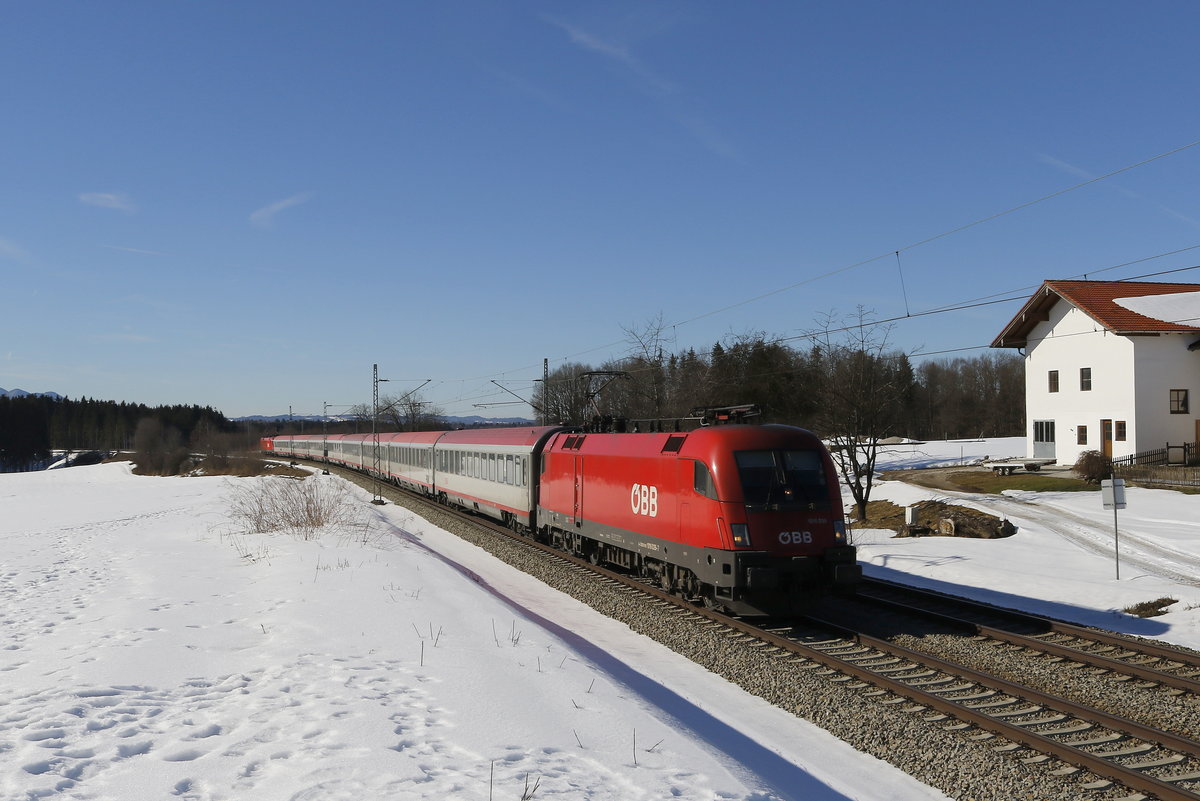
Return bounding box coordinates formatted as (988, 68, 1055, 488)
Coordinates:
(533, 362, 593, 425)
(620, 314, 670, 419)
(379, 392, 443, 431)
(343, 403, 374, 434)
(806, 308, 913, 521)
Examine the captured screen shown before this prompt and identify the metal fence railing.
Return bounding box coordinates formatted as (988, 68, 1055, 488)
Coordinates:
(1111, 441, 1197, 468)
(1111, 441, 1200, 488)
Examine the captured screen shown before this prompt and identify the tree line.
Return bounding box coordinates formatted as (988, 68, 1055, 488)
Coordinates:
(532, 313, 1023, 519)
(533, 325, 1023, 441)
(2, 313, 1024, 509)
(0, 395, 235, 471)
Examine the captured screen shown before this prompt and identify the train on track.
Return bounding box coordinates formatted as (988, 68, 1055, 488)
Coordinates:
(261, 421, 860, 616)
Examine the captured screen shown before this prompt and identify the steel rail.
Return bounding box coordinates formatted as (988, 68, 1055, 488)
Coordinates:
(851, 591, 1200, 695)
(861, 577, 1200, 684)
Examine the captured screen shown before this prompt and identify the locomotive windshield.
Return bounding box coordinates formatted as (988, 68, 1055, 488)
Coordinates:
(734, 449, 830, 510)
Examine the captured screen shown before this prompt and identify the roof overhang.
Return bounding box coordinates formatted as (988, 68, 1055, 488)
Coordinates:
(992, 279, 1200, 350)
(991, 283, 1058, 349)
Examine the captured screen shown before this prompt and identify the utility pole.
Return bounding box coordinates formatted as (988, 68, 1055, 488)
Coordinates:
(371, 364, 389, 505)
(321, 402, 330, 475)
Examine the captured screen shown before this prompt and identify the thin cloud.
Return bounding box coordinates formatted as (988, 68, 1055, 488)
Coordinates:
(101, 245, 169, 257)
(490, 67, 572, 112)
(1037, 153, 1094, 180)
(546, 18, 675, 95)
(1040, 153, 1200, 229)
(673, 111, 742, 163)
(545, 17, 741, 161)
(0, 236, 30, 262)
(250, 192, 316, 228)
(79, 192, 137, 213)
(91, 332, 155, 344)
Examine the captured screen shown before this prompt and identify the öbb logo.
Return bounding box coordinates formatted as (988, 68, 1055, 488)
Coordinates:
(630, 484, 658, 517)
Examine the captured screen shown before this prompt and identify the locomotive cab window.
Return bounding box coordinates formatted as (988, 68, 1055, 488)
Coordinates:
(693, 461, 718, 500)
(734, 450, 829, 510)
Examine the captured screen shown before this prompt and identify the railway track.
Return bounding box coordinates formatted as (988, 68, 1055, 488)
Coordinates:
(307, 459, 1200, 800)
(853, 577, 1200, 695)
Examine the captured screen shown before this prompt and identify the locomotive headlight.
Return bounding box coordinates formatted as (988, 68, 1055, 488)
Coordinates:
(730, 524, 750, 547)
(833, 519, 847, 544)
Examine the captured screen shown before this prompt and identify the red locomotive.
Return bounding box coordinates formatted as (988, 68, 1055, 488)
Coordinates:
(537, 425, 858, 615)
(265, 420, 858, 616)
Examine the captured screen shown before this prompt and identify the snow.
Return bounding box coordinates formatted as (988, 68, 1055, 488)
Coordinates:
(861, 438, 1200, 650)
(1113, 289, 1200, 326)
(6, 440, 1200, 800)
(2, 463, 944, 801)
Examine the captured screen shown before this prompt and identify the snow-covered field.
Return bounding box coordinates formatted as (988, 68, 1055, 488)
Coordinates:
(3, 440, 1200, 800)
(861, 438, 1200, 650)
(1, 462, 943, 801)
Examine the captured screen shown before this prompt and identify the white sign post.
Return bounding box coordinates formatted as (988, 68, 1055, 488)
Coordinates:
(1101, 478, 1127, 580)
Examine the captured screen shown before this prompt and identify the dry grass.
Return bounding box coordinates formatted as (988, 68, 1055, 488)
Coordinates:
(1123, 597, 1178, 618)
(226, 474, 373, 542)
(192, 455, 307, 477)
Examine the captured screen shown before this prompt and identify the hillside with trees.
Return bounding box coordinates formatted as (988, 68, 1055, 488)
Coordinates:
(0, 395, 233, 472)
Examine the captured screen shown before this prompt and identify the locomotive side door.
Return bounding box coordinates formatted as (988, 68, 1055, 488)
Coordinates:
(572, 455, 583, 527)
(677, 458, 729, 548)
(677, 459, 690, 544)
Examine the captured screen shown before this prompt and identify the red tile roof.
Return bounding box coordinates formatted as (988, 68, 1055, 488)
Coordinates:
(992, 280, 1200, 348)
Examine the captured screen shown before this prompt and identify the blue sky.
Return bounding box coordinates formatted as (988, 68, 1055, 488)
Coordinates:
(4, 1, 1200, 419)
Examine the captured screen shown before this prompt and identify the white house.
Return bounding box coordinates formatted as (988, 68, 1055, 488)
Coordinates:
(991, 280, 1200, 465)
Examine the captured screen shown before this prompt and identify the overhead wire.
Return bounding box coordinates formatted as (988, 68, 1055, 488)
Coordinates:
(421, 138, 1200, 411)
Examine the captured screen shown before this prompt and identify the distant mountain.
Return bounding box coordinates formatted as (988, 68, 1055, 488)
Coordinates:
(0, 387, 62, 400)
(442, 415, 536, 428)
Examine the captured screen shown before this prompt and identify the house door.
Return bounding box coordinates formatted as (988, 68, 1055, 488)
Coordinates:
(1101, 419, 1113, 459)
(1033, 420, 1056, 459)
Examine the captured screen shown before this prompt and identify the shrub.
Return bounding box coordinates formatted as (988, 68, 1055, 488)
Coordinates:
(227, 475, 372, 542)
(1123, 597, 1177, 618)
(132, 417, 190, 476)
(1073, 450, 1111, 484)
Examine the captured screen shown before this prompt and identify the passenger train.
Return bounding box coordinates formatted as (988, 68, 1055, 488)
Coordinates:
(262, 422, 860, 616)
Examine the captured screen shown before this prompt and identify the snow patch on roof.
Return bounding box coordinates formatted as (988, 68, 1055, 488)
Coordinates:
(1114, 290, 1200, 326)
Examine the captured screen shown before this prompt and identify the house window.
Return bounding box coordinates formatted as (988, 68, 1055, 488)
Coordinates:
(1115, 421, 1127, 441)
(1171, 389, 1189, 414)
(1033, 420, 1055, 443)
(1080, 368, 1092, 391)
(1077, 425, 1088, 445)
(1048, 370, 1059, 393)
